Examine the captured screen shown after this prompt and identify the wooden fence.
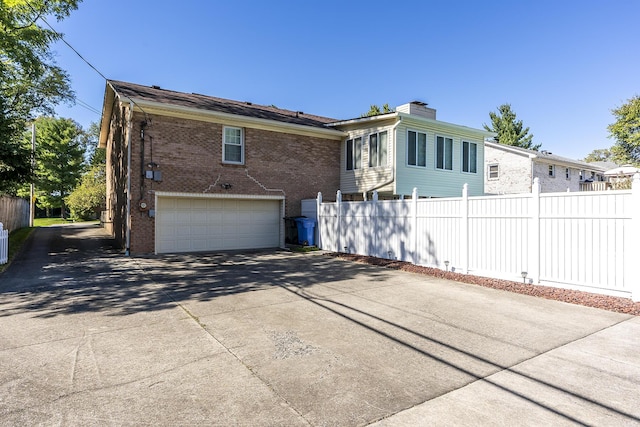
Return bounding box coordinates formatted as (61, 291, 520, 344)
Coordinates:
(0, 196, 29, 232)
(304, 175, 640, 301)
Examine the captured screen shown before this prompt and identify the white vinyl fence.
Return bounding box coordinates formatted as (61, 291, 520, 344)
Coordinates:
(0, 223, 8, 265)
(305, 175, 640, 301)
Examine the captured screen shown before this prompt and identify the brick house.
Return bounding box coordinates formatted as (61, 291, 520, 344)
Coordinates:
(98, 81, 344, 254)
(100, 81, 496, 254)
(484, 140, 608, 194)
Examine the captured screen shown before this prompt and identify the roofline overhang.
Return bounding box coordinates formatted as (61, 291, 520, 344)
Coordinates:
(485, 140, 607, 171)
(397, 112, 495, 138)
(485, 140, 537, 159)
(533, 156, 607, 171)
(326, 112, 398, 127)
(99, 83, 346, 144)
(98, 81, 117, 148)
(328, 112, 494, 138)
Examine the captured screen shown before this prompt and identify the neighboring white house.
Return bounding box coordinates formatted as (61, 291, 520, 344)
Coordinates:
(327, 101, 495, 200)
(484, 141, 608, 194)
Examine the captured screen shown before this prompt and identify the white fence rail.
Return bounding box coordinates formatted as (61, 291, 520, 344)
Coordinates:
(309, 175, 640, 301)
(0, 222, 8, 265)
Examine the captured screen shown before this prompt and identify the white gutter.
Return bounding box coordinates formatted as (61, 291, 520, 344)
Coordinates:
(125, 101, 134, 256)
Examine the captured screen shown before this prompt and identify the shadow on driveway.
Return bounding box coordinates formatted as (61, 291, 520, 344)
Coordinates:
(1, 223, 639, 426)
(0, 223, 391, 318)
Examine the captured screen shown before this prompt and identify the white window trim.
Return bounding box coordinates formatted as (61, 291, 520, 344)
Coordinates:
(548, 164, 556, 178)
(435, 135, 454, 171)
(369, 130, 388, 168)
(406, 129, 427, 168)
(461, 141, 478, 174)
(565, 167, 571, 180)
(346, 137, 362, 171)
(223, 126, 244, 165)
(488, 163, 499, 180)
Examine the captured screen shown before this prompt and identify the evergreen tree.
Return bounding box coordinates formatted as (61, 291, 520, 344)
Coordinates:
(483, 104, 539, 150)
(27, 117, 85, 218)
(362, 103, 393, 117)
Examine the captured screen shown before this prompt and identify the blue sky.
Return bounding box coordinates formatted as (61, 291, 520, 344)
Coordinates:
(51, 0, 639, 160)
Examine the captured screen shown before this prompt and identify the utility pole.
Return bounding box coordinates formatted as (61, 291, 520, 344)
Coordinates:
(30, 122, 35, 227)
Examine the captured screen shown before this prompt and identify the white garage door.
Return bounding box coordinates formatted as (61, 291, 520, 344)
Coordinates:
(156, 196, 282, 254)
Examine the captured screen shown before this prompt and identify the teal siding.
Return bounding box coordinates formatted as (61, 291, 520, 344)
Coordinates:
(395, 118, 485, 197)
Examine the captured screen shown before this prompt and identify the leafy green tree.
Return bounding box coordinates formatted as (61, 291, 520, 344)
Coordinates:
(66, 163, 105, 220)
(608, 95, 640, 166)
(362, 103, 393, 117)
(67, 121, 104, 220)
(0, 0, 81, 193)
(27, 117, 85, 218)
(82, 122, 104, 165)
(483, 104, 539, 150)
(0, 96, 31, 194)
(583, 148, 614, 163)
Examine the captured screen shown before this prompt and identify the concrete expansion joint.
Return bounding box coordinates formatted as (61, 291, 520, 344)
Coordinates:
(128, 259, 312, 425)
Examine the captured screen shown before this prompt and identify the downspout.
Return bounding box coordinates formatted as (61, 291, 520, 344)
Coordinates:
(365, 115, 403, 196)
(529, 153, 537, 192)
(125, 101, 134, 256)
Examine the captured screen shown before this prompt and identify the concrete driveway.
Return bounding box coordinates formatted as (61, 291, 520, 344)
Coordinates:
(1, 223, 639, 426)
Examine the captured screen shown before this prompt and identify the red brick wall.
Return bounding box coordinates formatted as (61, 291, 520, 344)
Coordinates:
(104, 103, 130, 249)
(117, 111, 340, 254)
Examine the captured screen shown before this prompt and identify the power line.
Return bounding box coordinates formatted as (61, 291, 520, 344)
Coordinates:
(29, 10, 109, 81)
(25, 1, 151, 121)
(76, 98, 101, 115)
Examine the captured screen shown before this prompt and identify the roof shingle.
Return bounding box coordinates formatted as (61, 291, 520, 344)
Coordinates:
(108, 80, 338, 129)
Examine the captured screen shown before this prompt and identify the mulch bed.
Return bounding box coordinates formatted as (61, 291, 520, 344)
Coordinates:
(326, 253, 640, 316)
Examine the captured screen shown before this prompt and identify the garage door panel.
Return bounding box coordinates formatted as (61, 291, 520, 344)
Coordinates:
(156, 196, 281, 254)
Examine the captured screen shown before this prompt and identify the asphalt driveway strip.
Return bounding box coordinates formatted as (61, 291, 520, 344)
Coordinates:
(0, 223, 638, 426)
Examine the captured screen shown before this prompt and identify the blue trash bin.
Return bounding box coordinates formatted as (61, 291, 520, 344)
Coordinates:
(295, 218, 316, 246)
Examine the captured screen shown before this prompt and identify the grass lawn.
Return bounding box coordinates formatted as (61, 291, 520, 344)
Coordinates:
(33, 217, 74, 227)
(0, 227, 35, 273)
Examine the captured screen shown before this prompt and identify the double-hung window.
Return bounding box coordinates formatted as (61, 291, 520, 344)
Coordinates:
(462, 141, 477, 173)
(369, 131, 388, 168)
(436, 136, 453, 170)
(346, 137, 362, 170)
(223, 126, 244, 164)
(407, 130, 427, 167)
(548, 164, 555, 177)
